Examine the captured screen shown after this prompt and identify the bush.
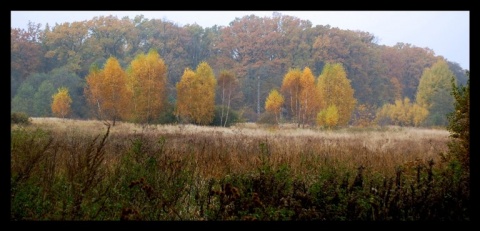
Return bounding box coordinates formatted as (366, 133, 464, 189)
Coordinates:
(156, 102, 177, 124)
(11, 112, 31, 125)
(210, 106, 240, 127)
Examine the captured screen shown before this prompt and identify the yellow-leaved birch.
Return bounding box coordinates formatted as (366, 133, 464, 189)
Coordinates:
(175, 61, 216, 125)
(127, 50, 168, 124)
(265, 89, 284, 124)
(84, 57, 131, 126)
(51, 87, 72, 118)
(317, 63, 356, 126)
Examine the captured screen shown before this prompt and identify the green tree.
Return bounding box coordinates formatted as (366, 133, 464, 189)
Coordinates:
(317, 63, 357, 126)
(445, 71, 469, 170)
(416, 59, 456, 126)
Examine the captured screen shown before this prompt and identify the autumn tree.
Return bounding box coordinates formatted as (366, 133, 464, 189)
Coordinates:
(375, 97, 428, 127)
(11, 23, 44, 98)
(317, 104, 339, 128)
(126, 49, 168, 124)
(299, 67, 321, 127)
(265, 89, 284, 124)
(416, 59, 456, 126)
(217, 70, 239, 127)
(51, 87, 72, 118)
(43, 21, 90, 74)
(84, 57, 132, 126)
(281, 68, 302, 124)
(317, 63, 356, 126)
(175, 61, 216, 125)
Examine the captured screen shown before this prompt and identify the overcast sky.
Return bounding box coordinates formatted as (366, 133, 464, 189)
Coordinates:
(11, 11, 470, 70)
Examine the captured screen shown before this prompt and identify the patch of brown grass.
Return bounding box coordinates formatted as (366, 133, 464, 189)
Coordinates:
(26, 117, 450, 179)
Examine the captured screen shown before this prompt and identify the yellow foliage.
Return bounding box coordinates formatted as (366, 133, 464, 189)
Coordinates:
(175, 62, 216, 125)
(265, 89, 284, 123)
(281, 68, 302, 122)
(316, 104, 339, 128)
(281, 67, 322, 126)
(317, 63, 356, 126)
(84, 57, 132, 124)
(375, 97, 429, 127)
(299, 67, 321, 126)
(127, 50, 168, 123)
(324, 105, 339, 128)
(51, 87, 72, 118)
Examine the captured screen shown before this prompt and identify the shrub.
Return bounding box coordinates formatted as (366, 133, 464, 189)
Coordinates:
(210, 106, 240, 127)
(11, 112, 31, 125)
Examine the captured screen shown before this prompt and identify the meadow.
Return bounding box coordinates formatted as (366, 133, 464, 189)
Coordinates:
(10, 118, 469, 220)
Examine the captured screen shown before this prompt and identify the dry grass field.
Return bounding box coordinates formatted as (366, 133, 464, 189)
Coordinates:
(25, 117, 450, 178)
(12, 117, 469, 220)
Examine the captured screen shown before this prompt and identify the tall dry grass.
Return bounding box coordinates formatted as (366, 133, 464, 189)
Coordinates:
(28, 117, 449, 179)
(11, 118, 467, 220)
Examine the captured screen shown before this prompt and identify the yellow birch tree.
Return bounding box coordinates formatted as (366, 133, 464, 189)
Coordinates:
(317, 63, 356, 126)
(127, 49, 168, 124)
(84, 57, 131, 126)
(299, 67, 321, 127)
(175, 61, 216, 125)
(265, 89, 284, 124)
(281, 68, 302, 124)
(51, 87, 72, 118)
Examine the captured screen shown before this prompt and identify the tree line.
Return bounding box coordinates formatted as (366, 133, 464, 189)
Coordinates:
(11, 13, 469, 127)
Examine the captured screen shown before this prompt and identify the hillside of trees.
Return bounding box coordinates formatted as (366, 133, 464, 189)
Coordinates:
(11, 13, 469, 127)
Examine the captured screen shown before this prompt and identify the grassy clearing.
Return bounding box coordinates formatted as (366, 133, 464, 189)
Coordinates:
(11, 118, 467, 221)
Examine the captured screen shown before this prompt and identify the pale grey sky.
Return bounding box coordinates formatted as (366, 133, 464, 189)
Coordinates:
(11, 11, 470, 70)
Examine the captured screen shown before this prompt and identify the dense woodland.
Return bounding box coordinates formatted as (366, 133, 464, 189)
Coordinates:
(11, 13, 469, 127)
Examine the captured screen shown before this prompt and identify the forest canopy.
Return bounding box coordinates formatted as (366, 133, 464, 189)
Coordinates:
(11, 14, 468, 127)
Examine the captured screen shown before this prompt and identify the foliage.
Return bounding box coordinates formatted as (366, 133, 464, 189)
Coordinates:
(416, 59, 456, 126)
(12, 67, 86, 118)
(211, 106, 240, 127)
(51, 87, 72, 118)
(281, 68, 302, 124)
(11, 112, 31, 125)
(175, 62, 217, 125)
(375, 98, 428, 127)
(84, 57, 132, 125)
(317, 63, 357, 126)
(156, 101, 177, 124)
(11, 15, 469, 123)
(445, 71, 469, 171)
(126, 49, 168, 124)
(280, 67, 321, 127)
(351, 104, 377, 127)
(299, 67, 321, 126)
(265, 89, 284, 124)
(216, 70, 240, 127)
(316, 104, 339, 128)
(324, 104, 339, 128)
